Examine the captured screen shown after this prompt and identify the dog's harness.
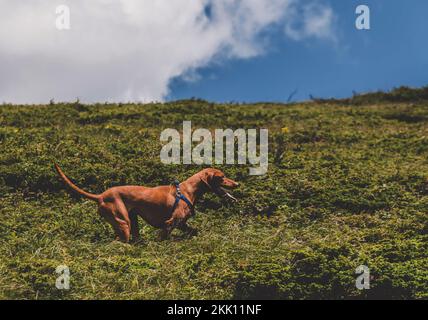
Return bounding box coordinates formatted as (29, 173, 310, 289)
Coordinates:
(171, 180, 194, 215)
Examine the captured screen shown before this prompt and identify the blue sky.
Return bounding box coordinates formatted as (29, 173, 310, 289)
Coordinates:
(1, 0, 427, 104)
(170, 0, 428, 103)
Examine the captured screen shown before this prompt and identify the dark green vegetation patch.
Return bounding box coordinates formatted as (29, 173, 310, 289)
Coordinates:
(0, 88, 427, 299)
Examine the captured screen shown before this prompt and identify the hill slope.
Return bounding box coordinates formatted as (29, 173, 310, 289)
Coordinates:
(0, 88, 427, 299)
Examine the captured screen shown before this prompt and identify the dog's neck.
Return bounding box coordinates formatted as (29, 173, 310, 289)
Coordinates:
(179, 174, 208, 205)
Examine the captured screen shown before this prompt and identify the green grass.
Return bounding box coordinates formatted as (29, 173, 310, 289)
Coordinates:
(0, 87, 427, 299)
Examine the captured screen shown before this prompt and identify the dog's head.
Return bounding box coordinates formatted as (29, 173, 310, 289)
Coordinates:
(199, 168, 239, 202)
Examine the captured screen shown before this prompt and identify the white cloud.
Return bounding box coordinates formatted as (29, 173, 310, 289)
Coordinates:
(284, 1, 336, 41)
(0, 0, 335, 103)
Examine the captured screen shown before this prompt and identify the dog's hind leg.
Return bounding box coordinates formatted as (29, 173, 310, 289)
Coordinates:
(113, 199, 131, 243)
(129, 208, 141, 243)
(98, 203, 121, 241)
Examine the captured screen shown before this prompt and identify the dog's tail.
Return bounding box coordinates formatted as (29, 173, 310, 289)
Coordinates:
(54, 163, 100, 202)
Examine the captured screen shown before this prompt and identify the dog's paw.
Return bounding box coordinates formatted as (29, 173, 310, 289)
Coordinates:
(130, 238, 144, 245)
(187, 228, 198, 237)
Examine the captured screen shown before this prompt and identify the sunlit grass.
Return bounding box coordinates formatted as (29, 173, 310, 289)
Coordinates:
(0, 90, 427, 299)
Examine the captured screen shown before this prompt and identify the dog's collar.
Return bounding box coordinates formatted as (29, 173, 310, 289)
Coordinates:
(171, 180, 194, 214)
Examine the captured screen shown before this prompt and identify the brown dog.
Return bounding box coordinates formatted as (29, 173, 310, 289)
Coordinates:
(54, 164, 239, 243)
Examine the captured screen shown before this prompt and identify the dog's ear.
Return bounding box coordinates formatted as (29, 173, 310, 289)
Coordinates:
(200, 171, 213, 190)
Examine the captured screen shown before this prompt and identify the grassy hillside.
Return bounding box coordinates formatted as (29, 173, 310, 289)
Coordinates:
(0, 87, 427, 299)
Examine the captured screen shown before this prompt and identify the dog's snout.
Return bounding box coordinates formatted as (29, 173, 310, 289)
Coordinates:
(223, 178, 239, 188)
(230, 180, 238, 186)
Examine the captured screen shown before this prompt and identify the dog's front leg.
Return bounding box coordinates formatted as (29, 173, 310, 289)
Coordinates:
(160, 216, 180, 241)
(177, 222, 198, 237)
(159, 226, 173, 241)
